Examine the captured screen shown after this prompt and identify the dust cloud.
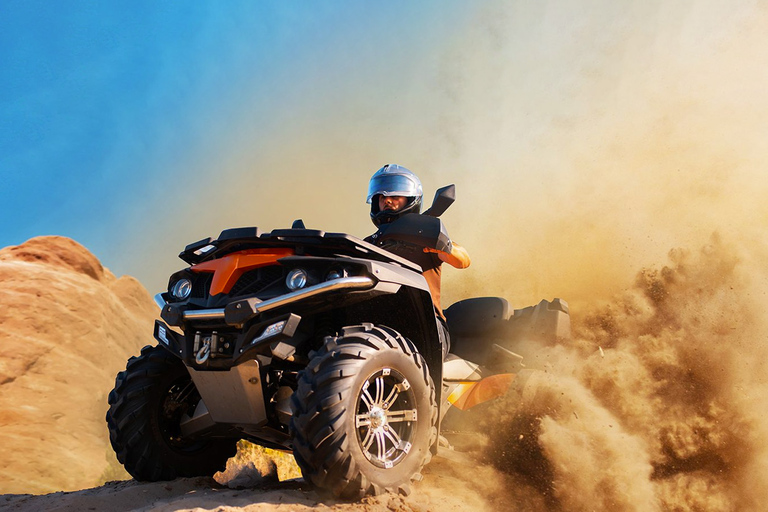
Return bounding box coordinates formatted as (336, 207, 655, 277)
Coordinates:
(477, 235, 768, 512)
(424, 7, 768, 507)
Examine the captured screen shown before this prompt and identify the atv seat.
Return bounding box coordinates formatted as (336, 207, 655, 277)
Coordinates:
(444, 297, 511, 334)
(444, 297, 510, 365)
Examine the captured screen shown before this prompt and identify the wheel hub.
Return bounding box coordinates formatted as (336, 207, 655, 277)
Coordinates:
(368, 407, 387, 429)
(355, 367, 417, 469)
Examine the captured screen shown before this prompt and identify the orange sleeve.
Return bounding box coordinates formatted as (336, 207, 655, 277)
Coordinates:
(437, 242, 471, 269)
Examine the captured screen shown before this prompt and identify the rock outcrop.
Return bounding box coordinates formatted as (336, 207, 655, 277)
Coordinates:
(0, 236, 158, 494)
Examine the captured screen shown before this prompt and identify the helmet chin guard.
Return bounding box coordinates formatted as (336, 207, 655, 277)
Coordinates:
(367, 164, 423, 227)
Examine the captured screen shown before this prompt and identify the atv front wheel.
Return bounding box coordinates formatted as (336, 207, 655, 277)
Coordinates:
(290, 324, 438, 498)
(106, 345, 238, 481)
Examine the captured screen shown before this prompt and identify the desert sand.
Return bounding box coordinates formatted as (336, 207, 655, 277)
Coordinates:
(2, 453, 528, 512)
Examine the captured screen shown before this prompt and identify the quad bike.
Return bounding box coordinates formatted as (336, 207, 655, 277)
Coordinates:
(106, 185, 570, 498)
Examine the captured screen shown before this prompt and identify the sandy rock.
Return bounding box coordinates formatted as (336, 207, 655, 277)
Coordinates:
(217, 459, 280, 489)
(0, 236, 106, 282)
(0, 236, 158, 494)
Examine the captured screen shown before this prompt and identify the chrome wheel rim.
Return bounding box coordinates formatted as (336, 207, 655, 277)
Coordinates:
(355, 367, 418, 468)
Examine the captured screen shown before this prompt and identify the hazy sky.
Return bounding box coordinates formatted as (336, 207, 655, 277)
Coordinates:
(3, 1, 767, 306)
(1, 1, 467, 286)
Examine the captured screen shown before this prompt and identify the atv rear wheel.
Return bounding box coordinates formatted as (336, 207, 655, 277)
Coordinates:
(290, 324, 437, 498)
(106, 345, 238, 481)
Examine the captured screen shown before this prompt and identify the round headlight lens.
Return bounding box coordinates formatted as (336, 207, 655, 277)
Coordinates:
(326, 268, 348, 281)
(286, 269, 308, 291)
(171, 278, 192, 300)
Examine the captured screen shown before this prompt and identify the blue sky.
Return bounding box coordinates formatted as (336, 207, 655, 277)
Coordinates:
(2, 1, 767, 304)
(2, 3, 250, 240)
(1, 2, 370, 241)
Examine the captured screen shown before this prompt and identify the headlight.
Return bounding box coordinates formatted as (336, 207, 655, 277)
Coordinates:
(285, 269, 308, 291)
(325, 268, 349, 281)
(171, 278, 192, 300)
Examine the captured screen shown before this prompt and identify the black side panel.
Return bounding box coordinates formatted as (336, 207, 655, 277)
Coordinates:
(340, 287, 443, 398)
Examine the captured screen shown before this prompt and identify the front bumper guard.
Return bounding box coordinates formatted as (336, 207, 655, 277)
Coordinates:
(158, 276, 375, 326)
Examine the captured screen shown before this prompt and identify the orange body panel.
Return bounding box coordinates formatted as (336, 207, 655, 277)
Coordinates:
(446, 373, 516, 411)
(191, 248, 294, 296)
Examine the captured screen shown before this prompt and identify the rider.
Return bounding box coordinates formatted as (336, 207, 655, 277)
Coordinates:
(364, 164, 471, 357)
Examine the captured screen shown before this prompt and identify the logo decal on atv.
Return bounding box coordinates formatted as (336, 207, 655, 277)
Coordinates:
(158, 325, 168, 344)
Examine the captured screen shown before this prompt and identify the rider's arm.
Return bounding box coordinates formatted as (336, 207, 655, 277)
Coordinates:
(424, 242, 471, 269)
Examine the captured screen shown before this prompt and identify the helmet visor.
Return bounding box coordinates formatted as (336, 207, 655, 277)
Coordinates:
(366, 174, 422, 203)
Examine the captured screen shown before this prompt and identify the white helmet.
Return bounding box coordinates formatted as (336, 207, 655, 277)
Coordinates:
(367, 164, 423, 227)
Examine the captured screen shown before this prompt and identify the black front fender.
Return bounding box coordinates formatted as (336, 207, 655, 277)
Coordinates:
(153, 320, 186, 359)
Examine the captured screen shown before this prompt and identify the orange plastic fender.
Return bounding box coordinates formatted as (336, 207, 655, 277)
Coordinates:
(191, 248, 294, 296)
(446, 373, 517, 411)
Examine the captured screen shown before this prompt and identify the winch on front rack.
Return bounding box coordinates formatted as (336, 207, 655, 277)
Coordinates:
(193, 331, 234, 364)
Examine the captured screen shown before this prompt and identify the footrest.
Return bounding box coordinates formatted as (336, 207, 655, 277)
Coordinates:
(443, 354, 483, 382)
(487, 344, 525, 373)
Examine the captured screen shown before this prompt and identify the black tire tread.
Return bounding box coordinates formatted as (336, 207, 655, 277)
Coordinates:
(106, 345, 237, 481)
(290, 324, 438, 498)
